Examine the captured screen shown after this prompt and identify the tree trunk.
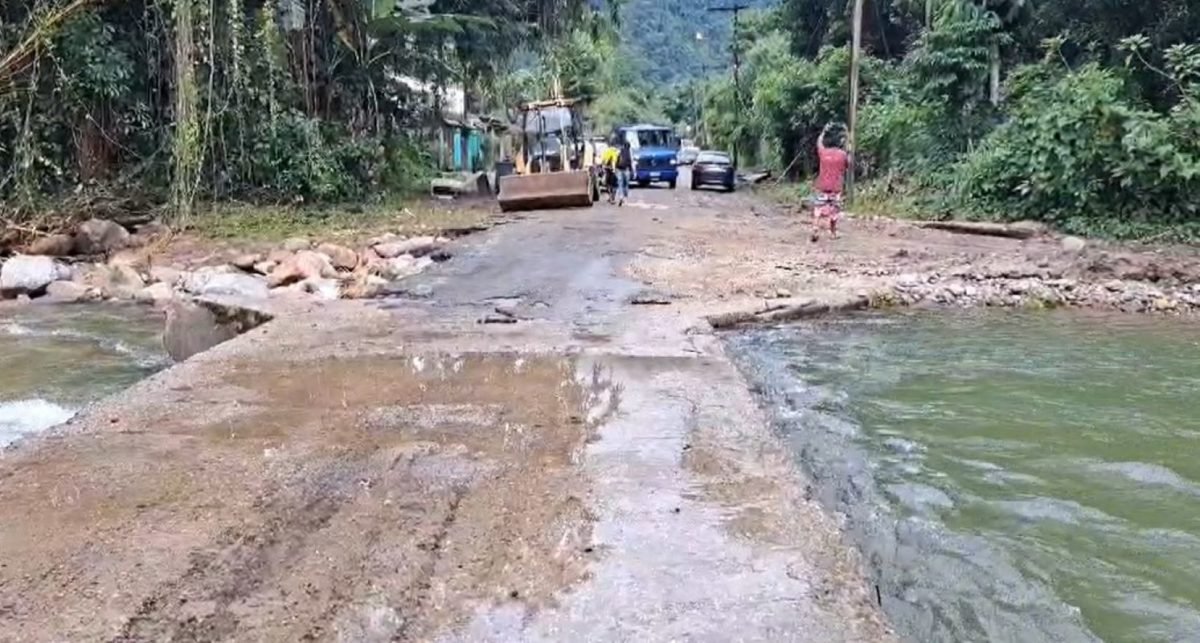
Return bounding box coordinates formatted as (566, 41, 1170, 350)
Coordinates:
(172, 0, 200, 222)
(989, 40, 1001, 106)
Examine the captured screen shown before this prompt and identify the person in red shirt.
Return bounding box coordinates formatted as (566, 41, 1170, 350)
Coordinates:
(812, 122, 849, 242)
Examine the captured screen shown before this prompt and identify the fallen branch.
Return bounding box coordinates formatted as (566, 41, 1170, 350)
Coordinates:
(706, 294, 871, 330)
(915, 220, 1042, 240)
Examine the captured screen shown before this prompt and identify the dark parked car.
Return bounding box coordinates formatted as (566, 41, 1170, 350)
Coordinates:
(690, 151, 735, 192)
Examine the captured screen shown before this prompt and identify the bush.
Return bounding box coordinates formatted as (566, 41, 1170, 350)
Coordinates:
(955, 62, 1200, 234)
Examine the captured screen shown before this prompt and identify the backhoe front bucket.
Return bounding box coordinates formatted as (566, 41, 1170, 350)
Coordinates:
(498, 171, 593, 212)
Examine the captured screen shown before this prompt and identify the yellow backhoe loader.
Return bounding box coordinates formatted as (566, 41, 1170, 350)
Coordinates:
(497, 98, 600, 213)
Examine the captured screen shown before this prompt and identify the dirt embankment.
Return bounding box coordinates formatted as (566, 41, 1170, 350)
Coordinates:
(629, 191, 1200, 323)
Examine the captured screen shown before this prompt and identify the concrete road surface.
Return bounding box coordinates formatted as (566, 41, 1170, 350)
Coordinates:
(0, 182, 892, 642)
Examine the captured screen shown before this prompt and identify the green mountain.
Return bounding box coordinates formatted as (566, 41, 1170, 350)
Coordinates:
(620, 0, 778, 86)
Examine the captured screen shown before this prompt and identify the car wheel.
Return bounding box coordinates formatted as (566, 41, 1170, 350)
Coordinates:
(691, 181, 699, 190)
(638, 180, 650, 188)
(668, 180, 677, 190)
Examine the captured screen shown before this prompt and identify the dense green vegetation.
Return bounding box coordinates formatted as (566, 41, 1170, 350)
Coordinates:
(0, 0, 611, 225)
(4, 0, 1200, 240)
(693, 0, 1200, 238)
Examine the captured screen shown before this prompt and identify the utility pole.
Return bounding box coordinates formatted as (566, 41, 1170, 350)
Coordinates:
(708, 3, 749, 167)
(847, 0, 865, 204)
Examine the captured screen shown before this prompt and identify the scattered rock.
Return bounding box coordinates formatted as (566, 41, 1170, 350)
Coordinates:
(377, 254, 423, 281)
(301, 278, 341, 301)
(316, 243, 358, 271)
(282, 237, 311, 252)
(775, 288, 793, 299)
(630, 289, 672, 305)
(1153, 297, 1178, 311)
(267, 249, 293, 264)
(374, 236, 439, 259)
(135, 282, 175, 304)
(149, 266, 183, 286)
(26, 234, 75, 257)
(267, 251, 335, 288)
(366, 233, 399, 248)
(1, 256, 71, 296)
(134, 221, 172, 240)
(897, 273, 921, 288)
(106, 265, 148, 299)
(948, 284, 966, 297)
(1061, 236, 1087, 253)
(74, 218, 130, 255)
(109, 249, 152, 274)
(182, 267, 269, 299)
(252, 260, 277, 276)
(232, 253, 262, 271)
(342, 274, 389, 300)
(1105, 279, 1124, 292)
(44, 280, 91, 303)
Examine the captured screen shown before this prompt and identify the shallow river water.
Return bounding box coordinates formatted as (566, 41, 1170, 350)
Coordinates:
(0, 304, 168, 447)
(728, 310, 1200, 643)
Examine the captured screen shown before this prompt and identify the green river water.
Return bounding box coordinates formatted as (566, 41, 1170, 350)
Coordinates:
(729, 310, 1200, 643)
(0, 304, 168, 447)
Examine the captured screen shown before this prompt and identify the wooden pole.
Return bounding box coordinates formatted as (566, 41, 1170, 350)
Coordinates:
(847, 0, 865, 204)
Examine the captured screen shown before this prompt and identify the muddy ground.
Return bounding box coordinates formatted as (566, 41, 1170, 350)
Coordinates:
(3, 169, 1197, 641)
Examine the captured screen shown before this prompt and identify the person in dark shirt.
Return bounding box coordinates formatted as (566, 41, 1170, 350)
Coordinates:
(615, 140, 633, 206)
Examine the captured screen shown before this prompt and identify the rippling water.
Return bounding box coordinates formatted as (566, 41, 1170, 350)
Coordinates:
(728, 310, 1200, 643)
(0, 304, 168, 447)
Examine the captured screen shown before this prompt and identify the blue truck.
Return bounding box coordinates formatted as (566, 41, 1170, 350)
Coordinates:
(613, 124, 680, 189)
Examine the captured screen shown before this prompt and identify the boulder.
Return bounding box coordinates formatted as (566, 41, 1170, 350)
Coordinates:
(282, 237, 311, 252)
(44, 280, 91, 303)
(1, 256, 71, 296)
(181, 267, 269, 299)
(373, 236, 438, 259)
(1061, 236, 1087, 253)
(316, 242, 358, 271)
(74, 218, 130, 255)
(135, 282, 175, 304)
(267, 250, 335, 288)
(26, 234, 75, 257)
(252, 260, 277, 275)
(162, 299, 239, 362)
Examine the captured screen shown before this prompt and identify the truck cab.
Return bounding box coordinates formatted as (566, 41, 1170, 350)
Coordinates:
(614, 124, 680, 189)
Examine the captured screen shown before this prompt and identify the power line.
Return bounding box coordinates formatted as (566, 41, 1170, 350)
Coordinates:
(707, 3, 749, 167)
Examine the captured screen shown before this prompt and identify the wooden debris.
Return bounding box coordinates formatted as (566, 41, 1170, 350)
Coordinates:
(915, 220, 1042, 240)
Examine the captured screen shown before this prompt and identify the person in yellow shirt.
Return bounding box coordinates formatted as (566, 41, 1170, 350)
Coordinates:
(600, 143, 620, 204)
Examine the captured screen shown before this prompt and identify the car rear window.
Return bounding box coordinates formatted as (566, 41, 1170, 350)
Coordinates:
(697, 152, 730, 165)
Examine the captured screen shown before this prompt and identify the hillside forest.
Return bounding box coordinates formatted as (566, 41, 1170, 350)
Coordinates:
(1, 0, 1200, 240)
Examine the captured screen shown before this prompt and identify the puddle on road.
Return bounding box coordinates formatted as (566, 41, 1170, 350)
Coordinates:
(0, 352, 619, 642)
